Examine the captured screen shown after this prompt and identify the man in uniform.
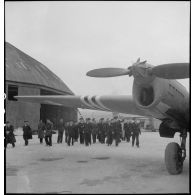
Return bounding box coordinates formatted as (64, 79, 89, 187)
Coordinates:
(124, 119, 132, 143)
(132, 120, 141, 147)
(84, 118, 92, 146)
(64, 122, 69, 143)
(67, 120, 75, 146)
(106, 119, 113, 146)
(112, 117, 121, 146)
(38, 120, 45, 144)
(98, 118, 106, 144)
(45, 119, 53, 146)
(57, 118, 64, 144)
(5, 121, 16, 148)
(74, 122, 79, 142)
(91, 118, 98, 143)
(78, 118, 85, 144)
(23, 121, 32, 146)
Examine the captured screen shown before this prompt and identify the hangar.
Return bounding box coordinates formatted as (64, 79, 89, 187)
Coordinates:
(5, 42, 77, 129)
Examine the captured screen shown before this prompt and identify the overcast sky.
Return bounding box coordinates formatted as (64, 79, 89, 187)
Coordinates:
(5, 1, 190, 118)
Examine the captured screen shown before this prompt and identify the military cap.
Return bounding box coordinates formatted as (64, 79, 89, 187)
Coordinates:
(24, 120, 28, 122)
(113, 116, 118, 119)
(79, 117, 84, 120)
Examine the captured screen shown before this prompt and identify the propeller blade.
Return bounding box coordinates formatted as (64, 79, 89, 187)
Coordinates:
(151, 63, 189, 79)
(86, 68, 132, 77)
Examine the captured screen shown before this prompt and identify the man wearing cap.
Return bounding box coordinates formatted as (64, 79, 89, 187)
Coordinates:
(78, 118, 85, 144)
(5, 121, 16, 148)
(57, 118, 64, 144)
(74, 122, 79, 142)
(132, 120, 141, 147)
(112, 117, 121, 146)
(106, 119, 113, 146)
(67, 121, 75, 146)
(23, 121, 32, 146)
(38, 120, 46, 144)
(98, 118, 106, 144)
(84, 118, 92, 146)
(91, 118, 98, 144)
(124, 119, 132, 143)
(64, 122, 69, 143)
(45, 119, 53, 146)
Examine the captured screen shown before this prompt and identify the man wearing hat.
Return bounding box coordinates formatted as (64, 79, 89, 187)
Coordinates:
(132, 120, 141, 147)
(124, 119, 132, 143)
(91, 118, 98, 144)
(45, 119, 53, 146)
(57, 118, 65, 144)
(38, 119, 46, 144)
(5, 121, 16, 148)
(106, 119, 113, 146)
(112, 117, 122, 146)
(23, 121, 32, 146)
(67, 120, 75, 146)
(78, 117, 85, 144)
(84, 118, 92, 146)
(97, 118, 106, 144)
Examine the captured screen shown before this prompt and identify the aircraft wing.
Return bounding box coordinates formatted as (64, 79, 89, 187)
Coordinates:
(16, 95, 147, 116)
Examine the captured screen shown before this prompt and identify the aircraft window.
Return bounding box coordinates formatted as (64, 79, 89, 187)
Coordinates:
(8, 85, 18, 101)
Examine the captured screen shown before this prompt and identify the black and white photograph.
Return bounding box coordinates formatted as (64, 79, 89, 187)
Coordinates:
(5, 1, 190, 194)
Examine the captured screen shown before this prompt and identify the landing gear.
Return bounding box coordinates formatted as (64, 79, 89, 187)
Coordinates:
(165, 130, 187, 175)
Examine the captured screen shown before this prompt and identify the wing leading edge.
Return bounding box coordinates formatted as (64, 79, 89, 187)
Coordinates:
(15, 95, 147, 116)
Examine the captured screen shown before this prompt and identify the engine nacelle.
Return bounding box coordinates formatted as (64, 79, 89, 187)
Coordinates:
(133, 77, 166, 109)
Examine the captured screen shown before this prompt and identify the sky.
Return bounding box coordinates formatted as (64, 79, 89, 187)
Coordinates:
(5, 1, 190, 118)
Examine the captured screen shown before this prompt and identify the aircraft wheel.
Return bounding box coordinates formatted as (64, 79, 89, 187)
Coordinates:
(165, 142, 183, 175)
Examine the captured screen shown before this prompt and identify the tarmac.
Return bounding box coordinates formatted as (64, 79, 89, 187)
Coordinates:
(6, 132, 189, 193)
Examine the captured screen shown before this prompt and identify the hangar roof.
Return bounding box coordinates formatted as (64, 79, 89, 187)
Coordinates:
(5, 42, 73, 95)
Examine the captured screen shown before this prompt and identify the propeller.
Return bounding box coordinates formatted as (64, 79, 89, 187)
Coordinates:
(86, 59, 189, 80)
(86, 68, 132, 77)
(150, 63, 189, 79)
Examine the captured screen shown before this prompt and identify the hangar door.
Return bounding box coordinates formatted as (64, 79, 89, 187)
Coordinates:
(40, 89, 76, 129)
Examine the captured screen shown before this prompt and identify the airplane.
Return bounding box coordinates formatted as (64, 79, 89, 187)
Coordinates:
(16, 58, 190, 175)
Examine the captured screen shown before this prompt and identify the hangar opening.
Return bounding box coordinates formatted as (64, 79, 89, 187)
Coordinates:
(40, 89, 75, 129)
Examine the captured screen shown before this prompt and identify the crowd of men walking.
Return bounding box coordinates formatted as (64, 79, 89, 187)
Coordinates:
(5, 117, 141, 148)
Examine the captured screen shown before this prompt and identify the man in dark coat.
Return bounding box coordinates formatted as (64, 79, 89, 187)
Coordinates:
(98, 118, 106, 144)
(23, 121, 32, 146)
(57, 118, 64, 144)
(84, 118, 92, 146)
(67, 121, 75, 146)
(74, 122, 79, 142)
(132, 120, 141, 147)
(45, 119, 53, 146)
(91, 118, 98, 144)
(112, 117, 121, 147)
(78, 118, 85, 144)
(64, 122, 68, 143)
(124, 120, 132, 143)
(38, 120, 45, 144)
(5, 121, 16, 148)
(106, 119, 113, 146)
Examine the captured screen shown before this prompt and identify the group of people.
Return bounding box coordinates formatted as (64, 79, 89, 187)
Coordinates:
(38, 117, 141, 147)
(5, 117, 141, 148)
(5, 120, 32, 148)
